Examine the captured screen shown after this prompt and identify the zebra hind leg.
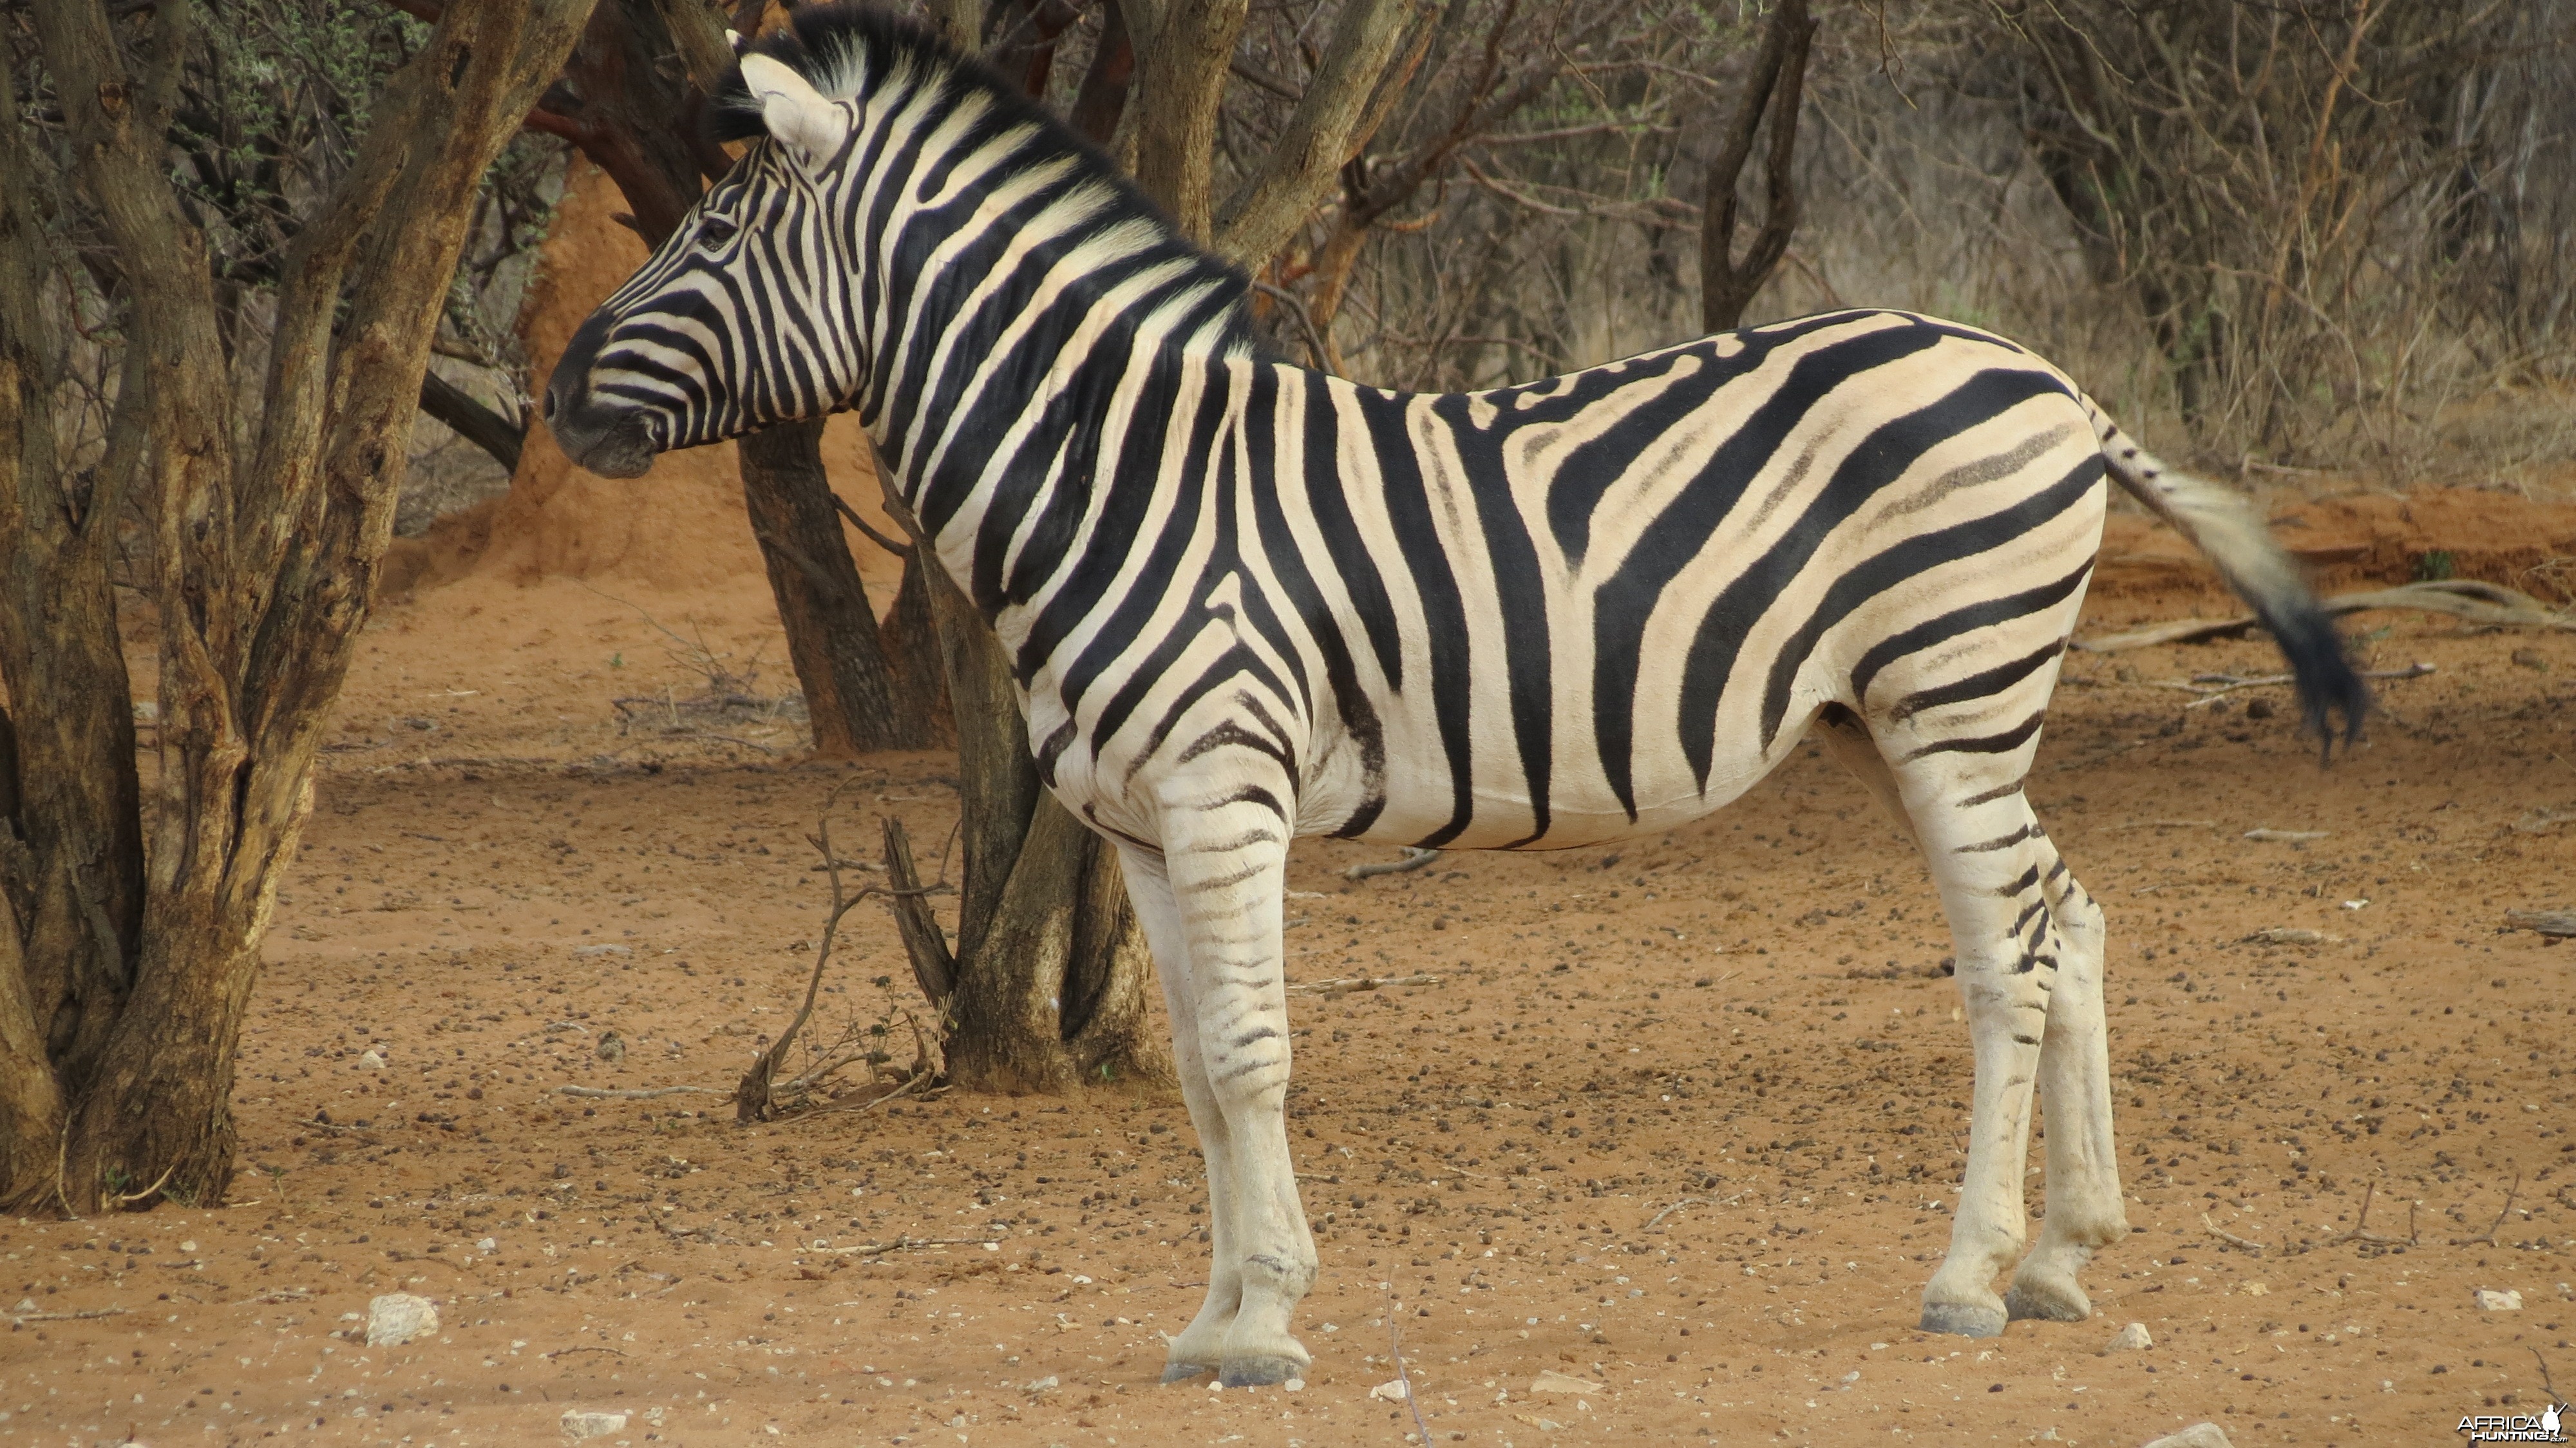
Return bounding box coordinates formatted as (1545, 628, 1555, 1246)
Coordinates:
(1902, 779, 2078, 1338)
(2003, 831, 2128, 1322)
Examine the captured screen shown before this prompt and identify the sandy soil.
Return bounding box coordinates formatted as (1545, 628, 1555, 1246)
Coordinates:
(8, 160, 2575, 1448)
(6, 491, 2573, 1448)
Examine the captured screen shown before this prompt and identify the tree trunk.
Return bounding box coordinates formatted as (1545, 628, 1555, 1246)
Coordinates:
(548, 0, 926, 757)
(0, 0, 590, 1215)
(893, 559, 1169, 1093)
(1699, 0, 1814, 332)
(880, 549, 954, 748)
(738, 420, 927, 753)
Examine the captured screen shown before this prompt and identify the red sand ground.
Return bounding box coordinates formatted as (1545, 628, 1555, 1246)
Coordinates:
(6, 159, 2573, 1448)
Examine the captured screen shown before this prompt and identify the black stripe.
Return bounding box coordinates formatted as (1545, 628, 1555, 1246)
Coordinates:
(1593, 319, 1952, 818)
(1680, 366, 2074, 789)
(1848, 559, 2096, 704)
(1886, 637, 2069, 725)
(1757, 453, 2103, 747)
(1432, 394, 1553, 846)
(1359, 390, 1478, 847)
(1904, 705, 2047, 763)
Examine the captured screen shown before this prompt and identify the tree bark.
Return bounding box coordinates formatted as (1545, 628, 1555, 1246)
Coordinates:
(1, 0, 591, 1215)
(738, 421, 927, 753)
(1126, 0, 1249, 241)
(1212, 0, 1419, 268)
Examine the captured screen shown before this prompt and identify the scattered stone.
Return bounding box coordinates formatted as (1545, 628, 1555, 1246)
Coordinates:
(2139, 1425, 2233, 1448)
(2512, 647, 2548, 671)
(1368, 1378, 1410, 1402)
(559, 1409, 629, 1439)
(572, 944, 632, 958)
(1530, 1370, 1601, 1396)
(1283, 1378, 1306, 1393)
(1022, 1375, 1058, 1394)
(595, 1031, 625, 1063)
(364, 1293, 439, 1347)
(2474, 1288, 2523, 1311)
(2103, 1322, 2154, 1354)
(354, 1049, 386, 1071)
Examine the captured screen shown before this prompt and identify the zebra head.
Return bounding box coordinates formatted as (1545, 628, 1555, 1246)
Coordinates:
(544, 48, 864, 478)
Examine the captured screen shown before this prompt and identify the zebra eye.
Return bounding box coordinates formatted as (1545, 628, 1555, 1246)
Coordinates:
(697, 216, 739, 250)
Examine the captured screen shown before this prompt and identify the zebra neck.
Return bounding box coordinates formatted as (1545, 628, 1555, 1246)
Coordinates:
(867, 260, 1256, 628)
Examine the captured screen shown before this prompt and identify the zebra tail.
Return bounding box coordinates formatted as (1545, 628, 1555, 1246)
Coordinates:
(2088, 407, 2369, 759)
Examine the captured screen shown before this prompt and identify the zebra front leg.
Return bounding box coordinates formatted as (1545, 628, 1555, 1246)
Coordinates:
(2005, 843, 2127, 1322)
(1118, 848, 1246, 1382)
(1121, 817, 1315, 1386)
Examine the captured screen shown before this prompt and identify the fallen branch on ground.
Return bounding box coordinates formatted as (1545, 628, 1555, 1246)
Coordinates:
(808, 1233, 1000, 1257)
(1285, 973, 1440, 996)
(2452, 1174, 2523, 1248)
(2504, 909, 2576, 939)
(2075, 580, 2576, 653)
(1345, 846, 1440, 881)
(2310, 1181, 2417, 1252)
(2202, 1212, 2267, 1255)
(10, 1307, 128, 1324)
(2177, 662, 2434, 708)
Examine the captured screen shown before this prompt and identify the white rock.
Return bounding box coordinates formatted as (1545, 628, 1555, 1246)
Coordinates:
(559, 1409, 628, 1439)
(1282, 1378, 1305, 1393)
(2474, 1288, 2523, 1311)
(1368, 1378, 1410, 1402)
(2102, 1321, 2154, 1353)
(1023, 1375, 1058, 1393)
(2139, 1425, 2234, 1448)
(354, 1049, 386, 1071)
(1530, 1369, 1600, 1396)
(364, 1293, 439, 1347)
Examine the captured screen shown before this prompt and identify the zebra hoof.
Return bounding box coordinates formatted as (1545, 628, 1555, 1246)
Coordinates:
(1160, 1360, 1215, 1384)
(1918, 1300, 2008, 1338)
(1218, 1356, 1305, 1388)
(2004, 1281, 2092, 1323)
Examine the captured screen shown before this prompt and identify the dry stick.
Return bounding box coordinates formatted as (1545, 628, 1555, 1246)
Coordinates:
(2316, 1180, 2418, 1250)
(2201, 1212, 2268, 1256)
(555, 1085, 727, 1100)
(10, 1307, 128, 1324)
(801, 1067, 940, 1121)
(808, 1232, 999, 1257)
(2180, 662, 2434, 709)
(739, 780, 945, 1121)
(1644, 1196, 1715, 1231)
(2452, 1173, 2523, 1248)
(2533, 1347, 2562, 1406)
(1346, 846, 1441, 881)
(1285, 973, 1441, 996)
(544, 1346, 630, 1360)
(1389, 1317, 1433, 1443)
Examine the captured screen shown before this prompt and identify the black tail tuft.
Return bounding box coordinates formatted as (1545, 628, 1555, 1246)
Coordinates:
(2251, 593, 2370, 761)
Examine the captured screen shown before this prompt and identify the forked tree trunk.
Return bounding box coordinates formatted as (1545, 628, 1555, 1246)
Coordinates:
(544, 0, 927, 756)
(0, 0, 592, 1214)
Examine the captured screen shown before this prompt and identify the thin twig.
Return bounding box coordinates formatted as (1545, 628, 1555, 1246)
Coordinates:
(2202, 1212, 2267, 1255)
(1390, 1317, 1434, 1445)
(829, 492, 914, 557)
(2452, 1174, 2522, 1247)
(1345, 846, 1440, 881)
(806, 1232, 999, 1257)
(2181, 662, 2434, 709)
(10, 1307, 129, 1324)
(2313, 1180, 2418, 1251)
(542, 1346, 630, 1360)
(1643, 1196, 1712, 1230)
(1285, 973, 1441, 996)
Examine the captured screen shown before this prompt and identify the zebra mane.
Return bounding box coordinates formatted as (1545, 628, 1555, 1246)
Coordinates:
(708, 4, 1267, 354)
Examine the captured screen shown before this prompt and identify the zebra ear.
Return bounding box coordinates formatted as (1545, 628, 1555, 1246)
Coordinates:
(739, 53, 848, 169)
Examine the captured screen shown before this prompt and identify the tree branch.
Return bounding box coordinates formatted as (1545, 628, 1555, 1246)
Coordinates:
(1214, 0, 1419, 268)
(1701, 0, 1814, 332)
(417, 370, 526, 475)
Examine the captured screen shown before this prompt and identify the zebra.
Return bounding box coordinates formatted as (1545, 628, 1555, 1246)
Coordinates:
(542, 6, 2367, 1388)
